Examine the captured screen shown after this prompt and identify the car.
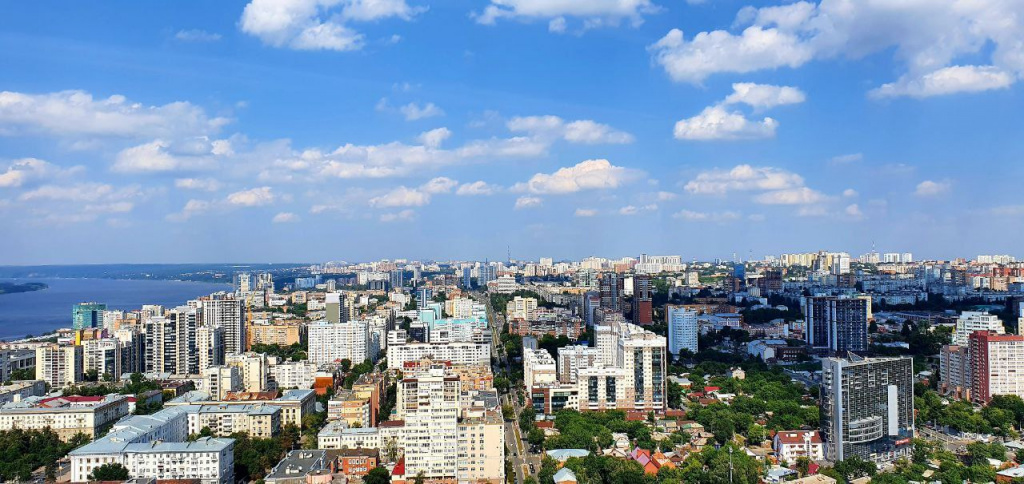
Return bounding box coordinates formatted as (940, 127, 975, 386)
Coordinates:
(529, 464, 536, 473)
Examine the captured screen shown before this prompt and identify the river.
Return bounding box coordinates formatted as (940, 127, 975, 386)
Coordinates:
(0, 278, 233, 340)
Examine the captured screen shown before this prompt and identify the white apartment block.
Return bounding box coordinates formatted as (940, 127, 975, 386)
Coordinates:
(196, 325, 226, 372)
(82, 338, 121, 380)
(618, 324, 667, 411)
(507, 296, 538, 320)
(185, 404, 281, 438)
(166, 389, 316, 428)
(557, 345, 600, 384)
(446, 298, 485, 319)
(200, 295, 245, 355)
(773, 430, 825, 463)
(399, 367, 461, 479)
(268, 360, 318, 390)
(386, 341, 490, 369)
(575, 366, 627, 412)
(36, 344, 83, 388)
(0, 393, 131, 441)
(308, 320, 369, 365)
(524, 349, 557, 390)
(457, 408, 506, 484)
(203, 365, 243, 400)
(953, 311, 1005, 345)
(666, 306, 698, 357)
(226, 352, 270, 392)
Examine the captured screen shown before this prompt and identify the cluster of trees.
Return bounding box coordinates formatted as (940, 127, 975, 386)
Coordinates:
(843, 439, 1010, 484)
(531, 443, 762, 484)
(685, 363, 818, 444)
(88, 463, 130, 481)
(528, 409, 689, 453)
(5, 366, 34, 383)
(230, 425, 300, 481)
(341, 358, 375, 389)
(251, 342, 307, 362)
(917, 391, 1024, 437)
(378, 382, 397, 424)
(0, 428, 90, 481)
(739, 306, 802, 325)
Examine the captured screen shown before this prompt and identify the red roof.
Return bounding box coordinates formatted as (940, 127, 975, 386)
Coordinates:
(704, 386, 720, 393)
(536, 421, 554, 428)
(392, 457, 406, 477)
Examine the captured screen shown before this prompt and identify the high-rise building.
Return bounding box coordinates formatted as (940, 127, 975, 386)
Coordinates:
(804, 296, 869, 353)
(631, 274, 653, 325)
(234, 272, 253, 293)
(953, 311, 1005, 345)
(831, 254, 851, 275)
(478, 265, 497, 288)
(556, 345, 600, 384)
(399, 366, 460, 479)
(417, 287, 433, 309)
(82, 338, 121, 380)
(939, 344, 971, 399)
(666, 305, 698, 357)
(36, 344, 83, 387)
(73, 302, 106, 330)
(523, 349, 557, 390)
(620, 323, 667, 411)
(325, 292, 349, 324)
(820, 354, 914, 463)
(462, 267, 472, 289)
(201, 294, 245, 356)
(308, 320, 369, 365)
(599, 273, 623, 312)
(389, 269, 404, 290)
(969, 331, 1024, 403)
(196, 325, 226, 372)
(144, 307, 198, 376)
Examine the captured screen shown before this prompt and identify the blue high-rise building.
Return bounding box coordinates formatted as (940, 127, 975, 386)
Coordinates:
(73, 302, 106, 330)
(462, 267, 472, 289)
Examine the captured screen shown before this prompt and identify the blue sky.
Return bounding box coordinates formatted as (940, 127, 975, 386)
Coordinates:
(1, 0, 1023, 264)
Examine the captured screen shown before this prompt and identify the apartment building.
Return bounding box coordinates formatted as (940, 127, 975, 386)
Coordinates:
(35, 344, 83, 388)
(524, 348, 557, 390)
(185, 404, 282, 438)
(953, 311, 1005, 345)
(556, 345, 600, 384)
(386, 341, 490, 369)
(666, 305, 698, 357)
(0, 393, 131, 441)
(969, 331, 1024, 403)
(308, 320, 370, 365)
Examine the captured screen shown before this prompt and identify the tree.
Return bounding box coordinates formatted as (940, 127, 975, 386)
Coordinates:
(89, 463, 130, 481)
(527, 428, 546, 449)
(413, 471, 426, 484)
(364, 466, 391, 484)
(795, 457, 811, 477)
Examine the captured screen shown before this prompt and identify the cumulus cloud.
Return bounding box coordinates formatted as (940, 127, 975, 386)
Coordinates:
(914, 180, 952, 197)
(167, 199, 213, 222)
(112, 138, 231, 173)
(672, 209, 740, 222)
(369, 186, 431, 208)
(513, 159, 640, 195)
(272, 212, 298, 223)
(175, 178, 223, 192)
(753, 186, 829, 205)
(618, 204, 657, 215)
(845, 203, 864, 218)
(684, 165, 804, 195)
(574, 208, 598, 217)
(0, 90, 229, 139)
(0, 158, 81, 188)
(227, 186, 276, 206)
(656, 191, 677, 201)
(380, 209, 415, 222)
(400, 102, 444, 121)
(239, 0, 424, 51)
(507, 115, 633, 144)
(723, 83, 806, 109)
(475, 0, 660, 31)
(648, 0, 1024, 97)
(420, 176, 458, 194)
(842, 188, 858, 198)
(456, 181, 499, 196)
(417, 127, 451, 148)
(514, 196, 543, 210)
(175, 29, 222, 42)
(674, 105, 778, 140)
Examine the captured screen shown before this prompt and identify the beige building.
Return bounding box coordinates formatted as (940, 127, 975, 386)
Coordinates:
(328, 390, 371, 427)
(0, 393, 131, 441)
(457, 407, 505, 484)
(185, 403, 282, 438)
(36, 344, 83, 388)
(166, 389, 316, 428)
(248, 320, 304, 348)
(226, 352, 270, 392)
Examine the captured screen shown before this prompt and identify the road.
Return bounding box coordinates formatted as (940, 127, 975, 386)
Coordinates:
(474, 292, 540, 484)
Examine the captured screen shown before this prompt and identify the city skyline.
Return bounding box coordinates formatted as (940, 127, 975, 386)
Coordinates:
(3, 1, 1024, 264)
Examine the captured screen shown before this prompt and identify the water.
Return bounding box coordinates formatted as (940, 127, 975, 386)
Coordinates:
(0, 278, 233, 340)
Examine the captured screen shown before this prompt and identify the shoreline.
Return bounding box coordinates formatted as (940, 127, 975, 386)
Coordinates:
(0, 281, 49, 296)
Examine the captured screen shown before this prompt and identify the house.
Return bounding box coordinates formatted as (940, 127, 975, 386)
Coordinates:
(773, 430, 824, 463)
(546, 449, 590, 463)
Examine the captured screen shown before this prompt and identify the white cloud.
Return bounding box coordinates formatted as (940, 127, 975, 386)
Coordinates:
(0, 90, 229, 139)
(514, 159, 640, 195)
(514, 196, 543, 210)
(656, 191, 677, 201)
(272, 212, 298, 223)
(845, 203, 864, 218)
(870, 65, 1014, 99)
(753, 187, 829, 205)
(507, 116, 633, 144)
(723, 83, 806, 109)
(175, 178, 223, 192)
(0, 158, 81, 188)
(167, 199, 212, 222)
(112, 138, 230, 173)
(175, 29, 222, 42)
(400, 102, 444, 121)
(618, 204, 657, 215)
(475, 0, 659, 31)
(239, 0, 424, 51)
(456, 181, 499, 196)
(380, 209, 415, 222)
(20, 183, 120, 202)
(369, 186, 430, 208)
(421, 177, 458, 194)
(914, 180, 952, 197)
(842, 188, 858, 198)
(672, 209, 740, 222)
(574, 208, 598, 217)
(227, 186, 275, 206)
(674, 105, 778, 140)
(648, 1, 1024, 96)
(830, 153, 863, 165)
(417, 127, 451, 148)
(684, 165, 804, 195)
